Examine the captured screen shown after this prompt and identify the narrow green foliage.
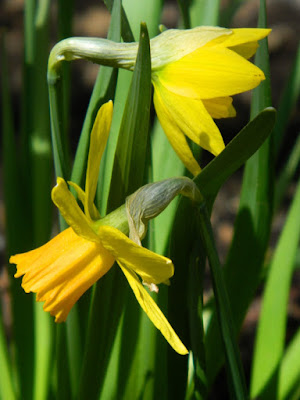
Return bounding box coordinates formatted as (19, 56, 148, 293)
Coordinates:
(273, 43, 300, 158)
(151, 119, 186, 255)
(168, 107, 275, 399)
(71, 0, 121, 190)
(0, 312, 16, 400)
(77, 23, 152, 400)
(189, 0, 220, 27)
(177, 0, 192, 28)
(104, 0, 135, 42)
(274, 133, 300, 210)
(196, 202, 248, 400)
(250, 178, 300, 399)
(205, 0, 274, 385)
(220, 0, 248, 27)
(57, 0, 74, 152)
(195, 108, 276, 210)
(279, 327, 300, 400)
(108, 22, 152, 209)
(187, 245, 207, 399)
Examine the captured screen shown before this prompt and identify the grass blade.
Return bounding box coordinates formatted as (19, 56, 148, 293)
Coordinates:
(78, 23, 152, 399)
(273, 43, 300, 158)
(205, 0, 274, 384)
(250, 177, 300, 398)
(196, 201, 248, 400)
(279, 327, 300, 400)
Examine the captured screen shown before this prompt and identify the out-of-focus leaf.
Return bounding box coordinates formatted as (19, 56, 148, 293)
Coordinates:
(189, 0, 220, 27)
(279, 327, 300, 400)
(273, 43, 300, 158)
(274, 133, 300, 210)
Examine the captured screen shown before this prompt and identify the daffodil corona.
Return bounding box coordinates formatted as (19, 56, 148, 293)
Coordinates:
(48, 26, 271, 176)
(10, 101, 188, 355)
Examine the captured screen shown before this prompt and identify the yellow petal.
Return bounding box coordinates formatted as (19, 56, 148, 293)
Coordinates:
(156, 45, 266, 99)
(85, 101, 113, 220)
(98, 225, 174, 285)
(228, 41, 259, 59)
(153, 79, 225, 159)
(152, 81, 201, 176)
(208, 28, 271, 52)
(68, 181, 101, 220)
(202, 97, 236, 119)
(119, 263, 188, 355)
(51, 178, 100, 243)
(10, 227, 115, 322)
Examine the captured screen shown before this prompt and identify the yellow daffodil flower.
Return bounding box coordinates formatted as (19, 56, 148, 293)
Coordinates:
(151, 27, 271, 176)
(10, 101, 188, 355)
(49, 26, 271, 177)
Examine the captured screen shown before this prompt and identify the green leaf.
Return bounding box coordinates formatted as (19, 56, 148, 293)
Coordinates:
(77, 23, 152, 400)
(250, 177, 300, 399)
(274, 133, 300, 211)
(196, 203, 248, 400)
(107, 22, 152, 209)
(150, 119, 186, 255)
(177, 0, 192, 28)
(71, 0, 121, 189)
(104, 0, 135, 42)
(205, 0, 274, 385)
(189, 0, 220, 27)
(167, 108, 275, 398)
(273, 42, 300, 158)
(279, 327, 300, 400)
(0, 312, 16, 400)
(195, 108, 276, 209)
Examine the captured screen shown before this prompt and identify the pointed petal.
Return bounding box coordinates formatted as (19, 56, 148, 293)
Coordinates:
(51, 178, 100, 243)
(98, 225, 174, 285)
(11, 227, 115, 322)
(85, 101, 113, 220)
(152, 82, 201, 176)
(202, 97, 236, 119)
(157, 46, 266, 99)
(119, 263, 188, 355)
(153, 80, 225, 159)
(211, 28, 271, 50)
(68, 181, 101, 219)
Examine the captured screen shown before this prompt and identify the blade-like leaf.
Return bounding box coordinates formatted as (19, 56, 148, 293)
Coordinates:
(78, 23, 152, 400)
(273, 42, 300, 158)
(279, 327, 300, 400)
(205, 0, 274, 385)
(251, 177, 300, 398)
(189, 0, 220, 27)
(195, 108, 276, 209)
(196, 201, 248, 400)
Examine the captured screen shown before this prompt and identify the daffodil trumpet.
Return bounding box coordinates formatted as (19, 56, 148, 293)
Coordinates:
(9, 101, 205, 355)
(48, 26, 271, 175)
